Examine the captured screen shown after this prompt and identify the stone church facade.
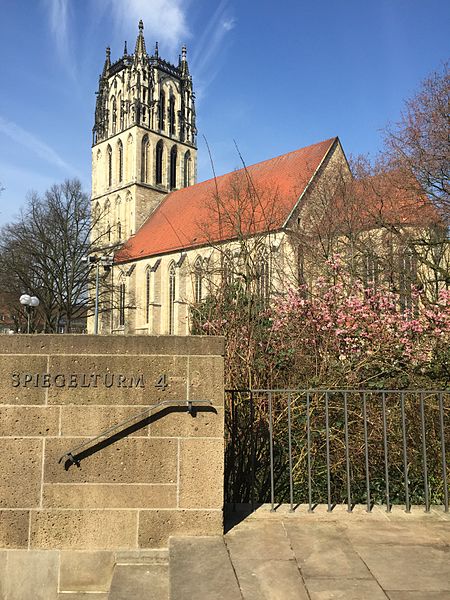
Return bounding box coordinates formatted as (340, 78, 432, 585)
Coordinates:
(89, 22, 437, 336)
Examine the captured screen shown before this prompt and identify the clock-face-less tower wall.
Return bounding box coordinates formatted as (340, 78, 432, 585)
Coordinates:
(91, 20, 197, 247)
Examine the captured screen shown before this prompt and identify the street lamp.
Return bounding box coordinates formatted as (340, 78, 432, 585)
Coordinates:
(19, 294, 40, 334)
(82, 255, 113, 335)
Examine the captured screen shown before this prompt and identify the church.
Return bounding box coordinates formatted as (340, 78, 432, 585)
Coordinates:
(89, 21, 436, 336)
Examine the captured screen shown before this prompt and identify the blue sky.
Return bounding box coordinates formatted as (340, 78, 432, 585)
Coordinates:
(0, 0, 449, 226)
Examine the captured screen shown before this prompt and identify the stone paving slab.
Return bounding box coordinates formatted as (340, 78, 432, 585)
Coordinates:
(108, 564, 168, 600)
(355, 544, 450, 592)
(283, 522, 372, 580)
(3, 550, 59, 600)
(225, 521, 294, 561)
(305, 578, 388, 600)
(386, 592, 450, 599)
(169, 537, 241, 600)
(231, 558, 309, 600)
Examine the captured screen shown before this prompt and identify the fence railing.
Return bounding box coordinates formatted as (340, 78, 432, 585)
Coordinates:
(225, 389, 449, 513)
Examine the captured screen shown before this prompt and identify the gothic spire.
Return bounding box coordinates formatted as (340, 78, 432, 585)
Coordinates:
(102, 46, 111, 75)
(134, 19, 147, 55)
(180, 45, 189, 75)
(123, 40, 128, 56)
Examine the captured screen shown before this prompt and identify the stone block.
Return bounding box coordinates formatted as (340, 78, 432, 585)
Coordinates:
(150, 405, 223, 438)
(59, 550, 115, 592)
(179, 439, 224, 509)
(43, 483, 177, 509)
(0, 355, 48, 405)
(44, 437, 177, 484)
(0, 510, 29, 548)
(0, 406, 59, 436)
(47, 355, 187, 405)
(0, 334, 225, 356)
(4, 550, 59, 600)
(30, 510, 137, 549)
(188, 356, 224, 406)
(60, 405, 149, 437)
(0, 438, 42, 508)
(138, 509, 223, 548)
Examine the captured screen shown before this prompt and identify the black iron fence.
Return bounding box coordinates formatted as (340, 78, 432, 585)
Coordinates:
(225, 389, 449, 512)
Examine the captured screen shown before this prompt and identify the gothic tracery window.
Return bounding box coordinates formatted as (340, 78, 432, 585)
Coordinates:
(156, 140, 163, 185)
(119, 281, 126, 327)
(256, 250, 270, 305)
(170, 145, 177, 190)
(111, 97, 117, 134)
(169, 94, 176, 136)
(168, 262, 176, 335)
(159, 90, 165, 130)
(146, 267, 151, 323)
(141, 135, 150, 183)
(194, 257, 203, 303)
(107, 145, 112, 187)
(118, 140, 123, 183)
(184, 151, 191, 187)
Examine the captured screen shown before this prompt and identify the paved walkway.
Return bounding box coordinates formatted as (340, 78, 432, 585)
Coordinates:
(171, 504, 450, 600)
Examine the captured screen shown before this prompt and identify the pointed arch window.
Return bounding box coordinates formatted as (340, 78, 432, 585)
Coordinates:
(184, 151, 191, 187)
(111, 97, 117, 134)
(170, 145, 177, 190)
(159, 90, 165, 130)
(194, 257, 203, 303)
(118, 140, 123, 183)
(223, 251, 234, 287)
(141, 135, 150, 182)
(119, 281, 126, 327)
(107, 145, 112, 187)
(168, 262, 176, 335)
(169, 95, 176, 136)
(104, 200, 111, 242)
(145, 267, 151, 323)
(117, 221, 122, 240)
(256, 250, 270, 306)
(156, 140, 163, 185)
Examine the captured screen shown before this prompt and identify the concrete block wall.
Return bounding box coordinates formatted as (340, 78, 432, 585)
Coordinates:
(0, 335, 224, 551)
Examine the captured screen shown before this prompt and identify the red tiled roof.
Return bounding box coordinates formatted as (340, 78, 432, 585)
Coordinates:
(115, 137, 337, 263)
(317, 169, 440, 235)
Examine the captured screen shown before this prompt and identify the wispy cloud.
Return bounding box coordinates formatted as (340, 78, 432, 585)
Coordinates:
(106, 0, 189, 55)
(190, 0, 236, 98)
(0, 116, 77, 174)
(42, 0, 76, 78)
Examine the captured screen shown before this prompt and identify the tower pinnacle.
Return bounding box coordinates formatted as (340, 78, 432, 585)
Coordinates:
(135, 20, 146, 55)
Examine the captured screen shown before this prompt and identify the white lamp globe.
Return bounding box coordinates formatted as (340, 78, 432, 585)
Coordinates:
(29, 297, 40, 307)
(19, 294, 31, 305)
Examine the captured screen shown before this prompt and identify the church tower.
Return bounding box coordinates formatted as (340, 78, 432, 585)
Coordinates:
(91, 20, 197, 248)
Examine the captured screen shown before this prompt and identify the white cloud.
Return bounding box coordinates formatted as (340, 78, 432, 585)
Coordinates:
(107, 0, 189, 55)
(0, 116, 77, 174)
(42, 0, 76, 78)
(190, 0, 236, 96)
(223, 18, 236, 32)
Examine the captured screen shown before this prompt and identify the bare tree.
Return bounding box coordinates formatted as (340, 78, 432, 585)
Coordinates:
(0, 179, 108, 332)
(384, 63, 449, 222)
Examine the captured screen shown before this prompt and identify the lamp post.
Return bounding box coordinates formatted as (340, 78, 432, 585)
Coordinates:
(19, 294, 40, 334)
(82, 255, 113, 335)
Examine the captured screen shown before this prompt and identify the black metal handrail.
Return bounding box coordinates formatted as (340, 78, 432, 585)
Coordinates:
(58, 399, 212, 466)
